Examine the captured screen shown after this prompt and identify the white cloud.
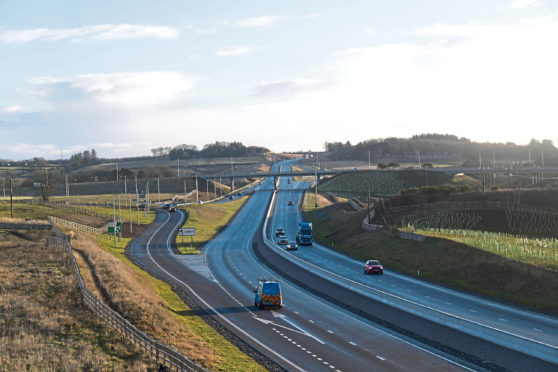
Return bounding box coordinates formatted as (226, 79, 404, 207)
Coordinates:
(0, 24, 179, 44)
(253, 79, 339, 97)
(2, 105, 24, 113)
(220, 14, 317, 28)
(216, 47, 258, 56)
(221, 16, 285, 28)
(31, 71, 195, 107)
(365, 27, 376, 35)
(509, 0, 544, 9)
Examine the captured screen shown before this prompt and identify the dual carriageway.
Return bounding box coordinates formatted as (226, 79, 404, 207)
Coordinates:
(128, 160, 558, 371)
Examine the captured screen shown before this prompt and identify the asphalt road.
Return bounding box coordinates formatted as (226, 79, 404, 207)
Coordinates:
(128, 159, 557, 371)
(266, 160, 558, 370)
(128, 163, 472, 371)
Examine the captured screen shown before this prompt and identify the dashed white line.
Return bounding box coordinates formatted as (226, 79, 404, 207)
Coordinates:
(469, 309, 478, 313)
(534, 328, 543, 333)
(308, 319, 314, 324)
(376, 356, 386, 361)
(327, 330, 334, 334)
(349, 341, 357, 346)
(499, 318, 508, 322)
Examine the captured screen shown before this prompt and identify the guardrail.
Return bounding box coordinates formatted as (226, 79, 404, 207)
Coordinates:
(49, 216, 103, 235)
(46, 223, 207, 372)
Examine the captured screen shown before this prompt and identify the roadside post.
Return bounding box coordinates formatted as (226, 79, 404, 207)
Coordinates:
(179, 228, 196, 250)
(108, 222, 121, 243)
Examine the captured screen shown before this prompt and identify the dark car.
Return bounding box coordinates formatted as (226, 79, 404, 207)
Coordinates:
(286, 242, 298, 251)
(277, 237, 288, 245)
(364, 260, 383, 275)
(169, 206, 176, 212)
(288, 200, 294, 206)
(275, 228, 285, 237)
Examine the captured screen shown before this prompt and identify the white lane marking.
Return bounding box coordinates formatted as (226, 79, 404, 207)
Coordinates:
(309, 319, 314, 323)
(143, 210, 305, 372)
(499, 318, 508, 322)
(376, 355, 386, 361)
(349, 341, 357, 346)
(267, 185, 558, 356)
(327, 330, 334, 334)
(261, 184, 479, 371)
(534, 328, 543, 333)
(469, 309, 478, 313)
(280, 313, 325, 345)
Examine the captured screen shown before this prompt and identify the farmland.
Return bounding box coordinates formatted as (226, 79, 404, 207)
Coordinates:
(405, 207, 558, 238)
(318, 170, 451, 198)
(304, 203, 558, 313)
(410, 228, 558, 271)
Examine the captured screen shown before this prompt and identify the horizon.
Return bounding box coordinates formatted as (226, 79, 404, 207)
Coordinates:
(2, 1, 558, 160)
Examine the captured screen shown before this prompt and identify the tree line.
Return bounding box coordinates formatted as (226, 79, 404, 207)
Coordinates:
(325, 134, 558, 166)
(152, 141, 269, 160)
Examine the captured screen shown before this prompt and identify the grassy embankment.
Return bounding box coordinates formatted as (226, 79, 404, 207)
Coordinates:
(1, 203, 264, 370)
(50, 193, 176, 204)
(68, 232, 264, 371)
(0, 202, 108, 227)
(176, 197, 249, 254)
(0, 230, 149, 370)
(291, 165, 315, 182)
(304, 203, 558, 314)
(300, 191, 334, 211)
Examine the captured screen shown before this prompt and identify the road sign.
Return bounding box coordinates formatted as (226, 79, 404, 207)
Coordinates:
(179, 228, 196, 236)
(108, 222, 122, 233)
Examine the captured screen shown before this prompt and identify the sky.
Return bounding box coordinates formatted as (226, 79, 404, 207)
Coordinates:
(1, 0, 557, 160)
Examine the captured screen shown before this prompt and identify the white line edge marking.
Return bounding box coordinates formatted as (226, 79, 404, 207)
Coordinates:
(264, 181, 558, 354)
(143, 210, 306, 372)
(262, 170, 478, 371)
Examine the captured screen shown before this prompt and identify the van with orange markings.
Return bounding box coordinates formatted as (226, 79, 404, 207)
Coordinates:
(254, 278, 282, 309)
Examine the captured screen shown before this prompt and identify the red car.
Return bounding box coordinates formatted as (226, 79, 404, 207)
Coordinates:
(364, 260, 383, 275)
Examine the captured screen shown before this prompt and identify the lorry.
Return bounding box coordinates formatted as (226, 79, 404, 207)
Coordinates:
(296, 222, 313, 246)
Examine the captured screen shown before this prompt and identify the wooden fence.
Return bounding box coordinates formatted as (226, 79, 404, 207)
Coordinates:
(49, 216, 104, 235)
(46, 225, 207, 372)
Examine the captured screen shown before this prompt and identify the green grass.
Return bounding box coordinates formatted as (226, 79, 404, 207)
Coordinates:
(96, 235, 264, 371)
(408, 228, 558, 271)
(80, 204, 156, 225)
(291, 165, 314, 182)
(304, 203, 558, 314)
(50, 193, 176, 204)
(176, 197, 249, 254)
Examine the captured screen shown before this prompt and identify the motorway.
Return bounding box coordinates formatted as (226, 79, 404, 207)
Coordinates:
(129, 164, 474, 371)
(128, 160, 557, 371)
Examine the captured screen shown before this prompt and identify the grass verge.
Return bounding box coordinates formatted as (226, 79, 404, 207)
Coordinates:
(0, 202, 108, 226)
(68, 230, 264, 371)
(0, 230, 149, 370)
(301, 191, 334, 211)
(176, 197, 249, 254)
(304, 203, 558, 314)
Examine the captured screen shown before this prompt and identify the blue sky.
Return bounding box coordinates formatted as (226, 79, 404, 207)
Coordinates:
(1, 0, 557, 160)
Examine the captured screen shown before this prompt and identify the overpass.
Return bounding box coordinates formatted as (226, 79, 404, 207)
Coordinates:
(200, 166, 558, 191)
